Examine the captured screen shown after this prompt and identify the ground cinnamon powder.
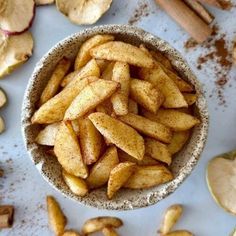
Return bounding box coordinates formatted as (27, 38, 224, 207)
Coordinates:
(184, 25, 233, 106)
(128, 0, 149, 25)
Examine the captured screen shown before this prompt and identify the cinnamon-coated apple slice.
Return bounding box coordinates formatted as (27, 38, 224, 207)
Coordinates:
(35, 0, 54, 6)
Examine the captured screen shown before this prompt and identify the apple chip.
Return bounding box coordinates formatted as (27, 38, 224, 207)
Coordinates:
(96, 59, 109, 72)
(64, 79, 119, 120)
(87, 146, 119, 189)
(74, 34, 114, 70)
(89, 112, 145, 160)
(145, 138, 172, 165)
(35, 122, 60, 146)
(35, 0, 54, 5)
(139, 66, 188, 108)
(54, 122, 88, 178)
(130, 79, 164, 113)
(143, 109, 200, 131)
(61, 59, 100, 87)
(150, 50, 174, 71)
(168, 131, 190, 155)
(56, 0, 113, 26)
(71, 119, 80, 136)
(163, 69, 194, 93)
(79, 117, 102, 165)
(111, 62, 130, 115)
(90, 41, 155, 68)
(31, 76, 98, 124)
(82, 217, 123, 235)
(107, 162, 136, 199)
(124, 165, 173, 189)
(0, 0, 35, 34)
(207, 152, 236, 215)
(119, 113, 172, 143)
(47, 196, 67, 236)
(118, 150, 160, 166)
(62, 170, 88, 197)
(128, 99, 138, 114)
(139, 43, 151, 55)
(96, 99, 113, 115)
(0, 31, 34, 78)
(39, 58, 71, 106)
(101, 62, 115, 80)
(183, 93, 197, 106)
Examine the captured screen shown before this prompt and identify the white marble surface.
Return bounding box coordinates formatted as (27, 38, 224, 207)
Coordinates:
(0, 1, 236, 235)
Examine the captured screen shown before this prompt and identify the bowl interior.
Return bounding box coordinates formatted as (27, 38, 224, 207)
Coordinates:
(22, 25, 208, 210)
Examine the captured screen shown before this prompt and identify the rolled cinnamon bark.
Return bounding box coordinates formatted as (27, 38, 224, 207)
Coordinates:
(197, 0, 232, 9)
(155, 0, 212, 43)
(0, 206, 14, 228)
(184, 0, 214, 24)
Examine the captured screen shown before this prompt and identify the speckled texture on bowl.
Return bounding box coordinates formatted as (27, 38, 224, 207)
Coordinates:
(22, 25, 209, 210)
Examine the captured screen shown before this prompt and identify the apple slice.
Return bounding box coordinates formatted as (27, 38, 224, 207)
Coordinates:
(56, 0, 112, 25)
(0, 31, 34, 78)
(35, 0, 54, 6)
(207, 150, 236, 215)
(0, 0, 35, 35)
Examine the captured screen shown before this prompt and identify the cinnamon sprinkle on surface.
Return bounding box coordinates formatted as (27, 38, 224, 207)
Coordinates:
(128, 0, 149, 25)
(184, 24, 233, 107)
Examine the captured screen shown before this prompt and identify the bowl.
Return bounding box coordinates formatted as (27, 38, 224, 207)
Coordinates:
(22, 25, 209, 210)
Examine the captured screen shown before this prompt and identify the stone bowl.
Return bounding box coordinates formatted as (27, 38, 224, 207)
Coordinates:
(22, 25, 209, 210)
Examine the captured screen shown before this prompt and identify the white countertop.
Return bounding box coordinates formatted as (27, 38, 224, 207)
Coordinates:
(1, 1, 236, 235)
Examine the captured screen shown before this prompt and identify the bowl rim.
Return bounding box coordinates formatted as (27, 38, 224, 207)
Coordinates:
(21, 24, 209, 210)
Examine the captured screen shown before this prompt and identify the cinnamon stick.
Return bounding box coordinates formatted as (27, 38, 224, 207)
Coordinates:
(155, 0, 212, 43)
(197, 0, 232, 9)
(0, 169, 3, 177)
(184, 0, 214, 24)
(0, 206, 14, 228)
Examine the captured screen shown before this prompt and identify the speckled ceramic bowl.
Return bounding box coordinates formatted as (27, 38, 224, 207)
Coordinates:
(22, 25, 209, 210)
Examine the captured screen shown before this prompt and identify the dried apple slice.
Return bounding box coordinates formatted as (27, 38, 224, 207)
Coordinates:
(0, 31, 33, 78)
(35, 0, 55, 6)
(0, 0, 35, 35)
(56, 0, 112, 25)
(207, 150, 236, 215)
